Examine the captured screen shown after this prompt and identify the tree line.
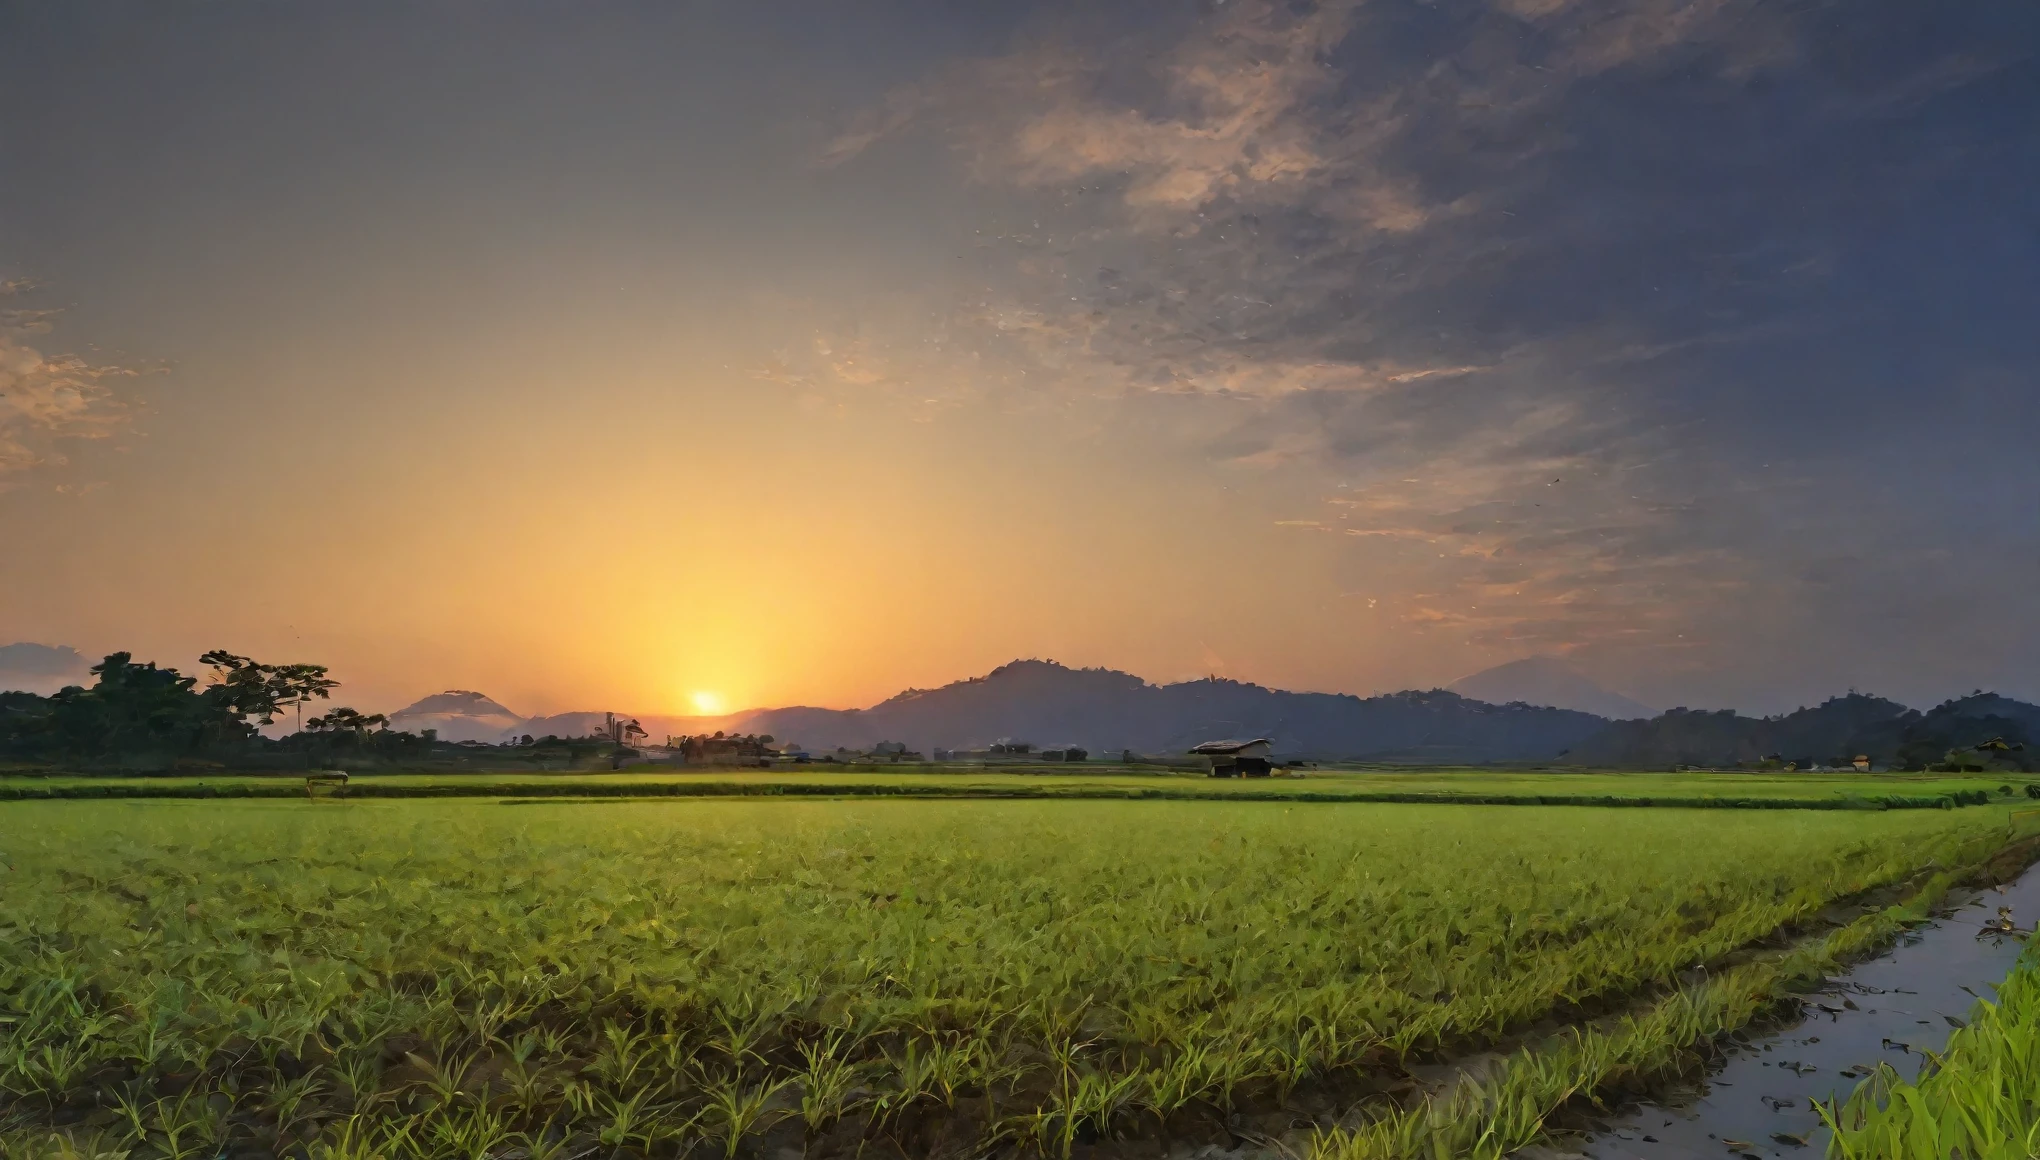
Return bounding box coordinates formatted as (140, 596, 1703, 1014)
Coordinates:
(0, 651, 412, 769)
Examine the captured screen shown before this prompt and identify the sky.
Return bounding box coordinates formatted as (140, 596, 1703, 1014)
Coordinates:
(0, 0, 2035, 718)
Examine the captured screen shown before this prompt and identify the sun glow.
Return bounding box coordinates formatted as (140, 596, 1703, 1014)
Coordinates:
(690, 690, 727, 715)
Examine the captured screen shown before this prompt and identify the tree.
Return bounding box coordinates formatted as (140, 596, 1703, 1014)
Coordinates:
(199, 651, 339, 733)
(305, 707, 388, 736)
(48, 654, 214, 759)
(271, 663, 340, 732)
(0, 649, 353, 768)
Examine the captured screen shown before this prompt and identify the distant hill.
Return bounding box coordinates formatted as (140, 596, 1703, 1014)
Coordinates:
(386, 690, 526, 743)
(0, 642, 90, 696)
(1448, 657, 1655, 720)
(1564, 692, 2040, 770)
(746, 659, 1608, 762)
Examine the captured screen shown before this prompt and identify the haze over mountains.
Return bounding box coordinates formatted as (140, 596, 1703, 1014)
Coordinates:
(1445, 657, 1655, 721)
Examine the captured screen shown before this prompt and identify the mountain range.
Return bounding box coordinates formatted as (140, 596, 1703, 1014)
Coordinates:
(384, 657, 2040, 770)
(388, 658, 1621, 762)
(1565, 692, 2040, 771)
(741, 661, 1607, 761)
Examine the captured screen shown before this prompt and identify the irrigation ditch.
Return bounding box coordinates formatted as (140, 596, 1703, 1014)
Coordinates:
(1554, 844, 2040, 1160)
(1314, 833, 2040, 1160)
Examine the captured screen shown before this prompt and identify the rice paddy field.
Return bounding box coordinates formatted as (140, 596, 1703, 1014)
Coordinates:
(2, 766, 2032, 810)
(0, 795, 2035, 1160)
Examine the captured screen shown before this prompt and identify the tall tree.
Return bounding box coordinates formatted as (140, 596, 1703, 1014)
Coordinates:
(199, 651, 339, 733)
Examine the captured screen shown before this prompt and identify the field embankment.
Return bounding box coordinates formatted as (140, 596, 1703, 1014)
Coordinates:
(0, 766, 2030, 811)
(0, 798, 2035, 1159)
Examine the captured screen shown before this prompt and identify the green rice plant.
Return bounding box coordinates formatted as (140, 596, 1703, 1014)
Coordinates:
(513, 1118, 574, 1160)
(10, 1042, 93, 1103)
(407, 1052, 476, 1111)
(926, 1035, 982, 1105)
(530, 1026, 570, 1059)
(1141, 1039, 1216, 1121)
(586, 1021, 651, 1089)
(135, 1087, 237, 1160)
(0, 1128, 132, 1160)
(497, 1059, 559, 1123)
(259, 1071, 329, 1149)
(694, 1076, 789, 1160)
(334, 1052, 388, 1111)
(309, 1113, 415, 1160)
(0, 798, 2032, 1158)
(794, 1033, 866, 1133)
(591, 1086, 663, 1153)
(1064, 1068, 1146, 1143)
(418, 1101, 513, 1160)
(709, 1006, 780, 1076)
(873, 1035, 978, 1120)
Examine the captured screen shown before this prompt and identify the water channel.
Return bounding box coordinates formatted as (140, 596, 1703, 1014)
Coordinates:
(1558, 861, 2040, 1160)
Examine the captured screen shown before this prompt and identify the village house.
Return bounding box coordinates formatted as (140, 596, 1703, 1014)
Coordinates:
(1190, 738, 1274, 777)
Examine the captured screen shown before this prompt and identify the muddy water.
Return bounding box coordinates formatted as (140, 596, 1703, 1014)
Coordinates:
(1562, 864, 2040, 1160)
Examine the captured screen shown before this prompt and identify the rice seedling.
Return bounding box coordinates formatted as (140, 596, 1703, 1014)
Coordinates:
(794, 1034, 865, 1134)
(696, 1076, 789, 1160)
(0, 1127, 133, 1160)
(418, 1101, 512, 1160)
(258, 1072, 328, 1150)
(0, 797, 2030, 1158)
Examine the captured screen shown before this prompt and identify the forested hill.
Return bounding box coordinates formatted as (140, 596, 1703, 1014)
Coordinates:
(746, 659, 1608, 762)
(1563, 692, 2040, 771)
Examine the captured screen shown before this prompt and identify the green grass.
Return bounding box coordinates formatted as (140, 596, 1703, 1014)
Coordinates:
(1821, 942, 2040, 1159)
(0, 797, 2032, 1159)
(1, 765, 2030, 811)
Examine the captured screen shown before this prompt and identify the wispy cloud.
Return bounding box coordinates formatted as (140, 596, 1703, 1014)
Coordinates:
(0, 282, 144, 484)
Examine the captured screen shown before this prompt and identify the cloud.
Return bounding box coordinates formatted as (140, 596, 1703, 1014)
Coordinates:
(0, 282, 143, 484)
(801, 0, 2040, 703)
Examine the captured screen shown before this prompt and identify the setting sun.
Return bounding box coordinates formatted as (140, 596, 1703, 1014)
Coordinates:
(690, 690, 727, 715)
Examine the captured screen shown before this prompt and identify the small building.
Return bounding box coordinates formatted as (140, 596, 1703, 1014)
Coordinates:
(1191, 738, 1274, 778)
